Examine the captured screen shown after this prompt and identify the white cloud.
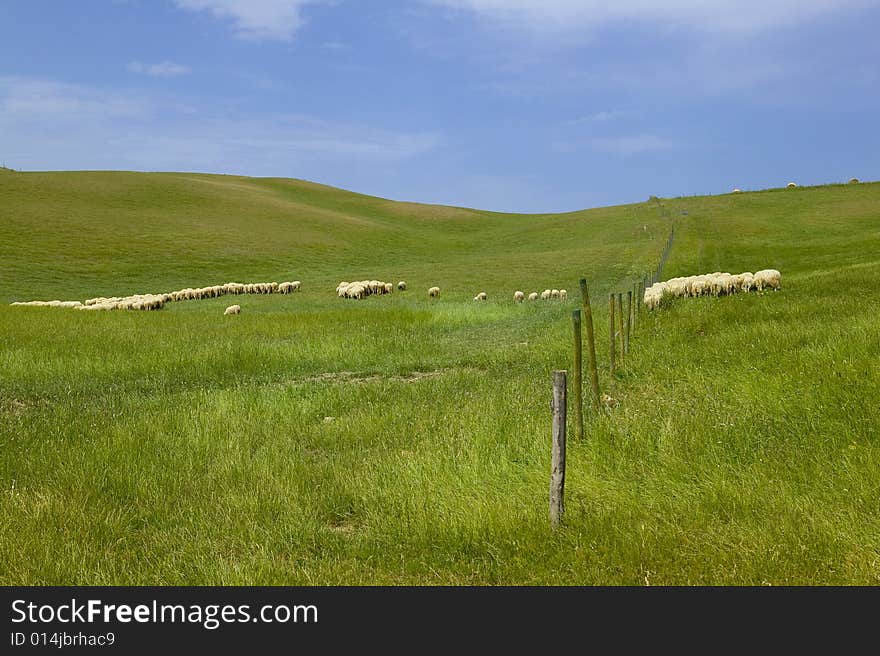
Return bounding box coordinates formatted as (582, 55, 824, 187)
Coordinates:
(425, 0, 872, 36)
(173, 0, 325, 41)
(127, 61, 192, 77)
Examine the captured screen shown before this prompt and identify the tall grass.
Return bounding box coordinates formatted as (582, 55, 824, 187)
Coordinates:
(0, 172, 878, 584)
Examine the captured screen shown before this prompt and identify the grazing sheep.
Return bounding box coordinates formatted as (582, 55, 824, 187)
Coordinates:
(428, 286, 440, 298)
(644, 268, 782, 309)
(732, 188, 742, 193)
(540, 289, 551, 300)
(336, 279, 395, 300)
(551, 289, 560, 299)
(514, 291, 525, 302)
(473, 292, 487, 301)
(528, 292, 539, 301)
(753, 269, 781, 291)
(559, 289, 567, 301)
(397, 281, 406, 291)
(787, 182, 798, 188)
(224, 304, 241, 315)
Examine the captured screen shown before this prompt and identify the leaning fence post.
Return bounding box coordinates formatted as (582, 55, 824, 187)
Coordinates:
(626, 290, 632, 353)
(550, 370, 567, 528)
(571, 310, 583, 442)
(617, 293, 626, 366)
(631, 283, 638, 333)
(578, 279, 601, 411)
(609, 293, 616, 374)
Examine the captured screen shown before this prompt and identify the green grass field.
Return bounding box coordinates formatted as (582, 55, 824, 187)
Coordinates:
(1, 168, 878, 584)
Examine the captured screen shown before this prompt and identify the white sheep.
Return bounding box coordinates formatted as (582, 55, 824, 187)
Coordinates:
(224, 304, 241, 315)
(787, 182, 798, 188)
(428, 286, 440, 298)
(473, 292, 487, 301)
(528, 292, 539, 301)
(732, 188, 742, 193)
(551, 289, 560, 299)
(849, 178, 860, 184)
(540, 289, 551, 300)
(559, 289, 567, 301)
(753, 269, 781, 291)
(644, 268, 782, 310)
(384, 282, 394, 294)
(397, 281, 407, 291)
(514, 291, 525, 302)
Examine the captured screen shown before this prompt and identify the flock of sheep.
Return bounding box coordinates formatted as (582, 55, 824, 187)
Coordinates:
(11, 270, 783, 316)
(473, 289, 569, 302)
(643, 269, 781, 310)
(334, 284, 569, 304)
(336, 280, 403, 299)
(10, 279, 301, 312)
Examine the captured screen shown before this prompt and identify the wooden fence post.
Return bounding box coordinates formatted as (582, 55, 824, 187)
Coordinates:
(578, 279, 601, 411)
(617, 293, 626, 366)
(626, 290, 632, 353)
(609, 293, 616, 375)
(571, 310, 583, 442)
(631, 283, 637, 333)
(550, 370, 567, 528)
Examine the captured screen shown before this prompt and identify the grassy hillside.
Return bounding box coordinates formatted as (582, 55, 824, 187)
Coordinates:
(1, 171, 878, 584)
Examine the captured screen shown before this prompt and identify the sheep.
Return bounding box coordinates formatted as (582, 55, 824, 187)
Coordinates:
(787, 182, 798, 188)
(397, 281, 406, 291)
(336, 279, 395, 299)
(753, 269, 781, 291)
(473, 292, 487, 301)
(224, 304, 241, 315)
(514, 291, 525, 303)
(528, 292, 539, 301)
(732, 272, 753, 293)
(559, 289, 567, 301)
(643, 268, 781, 310)
(732, 188, 742, 193)
(540, 289, 551, 300)
(551, 289, 560, 299)
(428, 286, 440, 298)
(850, 178, 860, 184)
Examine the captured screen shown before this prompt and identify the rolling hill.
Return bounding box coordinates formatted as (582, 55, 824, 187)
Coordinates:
(1, 169, 878, 584)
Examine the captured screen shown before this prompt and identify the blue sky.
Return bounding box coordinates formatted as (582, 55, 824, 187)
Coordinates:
(1, 0, 878, 212)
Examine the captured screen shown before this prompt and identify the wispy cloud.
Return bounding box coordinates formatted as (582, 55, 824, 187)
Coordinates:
(565, 110, 640, 126)
(424, 0, 874, 36)
(172, 0, 326, 41)
(552, 133, 678, 156)
(127, 61, 192, 77)
(0, 77, 149, 123)
(0, 76, 441, 173)
(588, 134, 677, 156)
